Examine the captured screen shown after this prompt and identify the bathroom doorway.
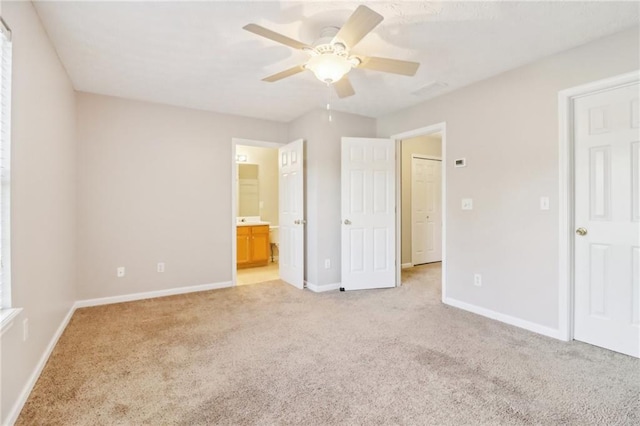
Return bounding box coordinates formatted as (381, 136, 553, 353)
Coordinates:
(232, 140, 281, 286)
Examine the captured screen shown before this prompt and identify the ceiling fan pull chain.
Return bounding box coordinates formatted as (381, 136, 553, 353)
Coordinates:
(326, 83, 333, 122)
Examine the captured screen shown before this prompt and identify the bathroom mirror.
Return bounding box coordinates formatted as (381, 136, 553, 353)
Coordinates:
(238, 164, 259, 217)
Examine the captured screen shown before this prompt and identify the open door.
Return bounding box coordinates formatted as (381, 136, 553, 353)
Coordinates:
(279, 139, 305, 289)
(573, 82, 639, 357)
(341, 137, 396, 290)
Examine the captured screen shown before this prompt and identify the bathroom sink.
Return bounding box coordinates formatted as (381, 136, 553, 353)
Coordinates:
(237, 217, 269, 226)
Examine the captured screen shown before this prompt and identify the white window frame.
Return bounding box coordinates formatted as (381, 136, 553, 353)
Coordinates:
(0, 16, 20, 333)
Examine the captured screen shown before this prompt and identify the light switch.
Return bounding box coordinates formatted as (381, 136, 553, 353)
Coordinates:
(461, 198, 473, 210)
(540, 197, 550, 210)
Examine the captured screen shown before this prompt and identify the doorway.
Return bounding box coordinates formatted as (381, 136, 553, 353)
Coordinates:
(232, 139, 282, 286)
(400, 133, 443, 266)
(231, 138, 305, 289)
(391, 124, 447, 296)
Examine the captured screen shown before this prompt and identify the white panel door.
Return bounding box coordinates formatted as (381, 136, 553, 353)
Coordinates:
(279, 139, 305, 289)
(341, 137, 396, 290)
(411, 157, 442, 265)
(574, 82, 640, 357)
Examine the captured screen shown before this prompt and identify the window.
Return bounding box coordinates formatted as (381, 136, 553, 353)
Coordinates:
(0, 16, 15, 326)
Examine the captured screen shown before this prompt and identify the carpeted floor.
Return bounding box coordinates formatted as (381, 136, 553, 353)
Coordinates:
(17, 263, 640, 425)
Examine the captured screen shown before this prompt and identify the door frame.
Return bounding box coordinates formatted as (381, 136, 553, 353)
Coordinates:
(230, 138, 284, 286)
(410, 154, 443, 266)
(391, 122, 447, 300)
(557, 70, 640, 341)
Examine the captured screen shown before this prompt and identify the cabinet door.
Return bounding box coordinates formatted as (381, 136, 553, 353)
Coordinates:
(251, 225, 270, 263)
(236, 227, 251, 264)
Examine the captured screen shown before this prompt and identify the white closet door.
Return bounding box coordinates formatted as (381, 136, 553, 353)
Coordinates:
(574, 82, 639, 357)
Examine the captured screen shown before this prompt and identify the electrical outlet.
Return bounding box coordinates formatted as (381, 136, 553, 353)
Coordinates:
(474, 274, 482, 287)
(23, 318, 29, 342)
(324, 259, 331, 269)
(462, 198, 473, 210)
(117, 267, 125, 278)
(157, 262, 165, 273)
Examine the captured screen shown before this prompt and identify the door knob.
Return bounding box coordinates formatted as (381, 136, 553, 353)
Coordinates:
(344, 219, 352, 225)
(294, 220, 300, 225)
(575, 227, 588, 236)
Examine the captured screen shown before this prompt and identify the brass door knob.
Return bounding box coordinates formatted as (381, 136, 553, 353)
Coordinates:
(575, 227, 588, 236)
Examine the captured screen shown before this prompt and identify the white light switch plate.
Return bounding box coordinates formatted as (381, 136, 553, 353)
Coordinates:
(540, 197, 550, 210)
(462, 198, 473, 210)
(474, 274, 482, 287)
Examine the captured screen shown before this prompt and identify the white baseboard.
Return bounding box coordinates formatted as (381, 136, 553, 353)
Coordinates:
(401, 263, 414, 269)
(5, 304, 76, 426)
(305, 281, 341, 293)
(75, 281, 233, 308)
(443, 297, 563, 340)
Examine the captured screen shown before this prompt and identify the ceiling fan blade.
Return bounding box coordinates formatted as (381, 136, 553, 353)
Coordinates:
(333, 76, 355, 99)
(358, 56, 420, 76)
(243, 24, 310, 50)
(262, 65, 306, 82)
(333, 5, 383, 49)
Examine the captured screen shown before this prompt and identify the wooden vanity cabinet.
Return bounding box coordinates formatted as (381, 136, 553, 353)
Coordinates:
(236, 226, 251, 265)
(236, 225, 270, 268)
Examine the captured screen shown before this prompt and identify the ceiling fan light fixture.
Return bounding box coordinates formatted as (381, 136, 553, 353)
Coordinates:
(305, 53, 352, 84)
(244, 5, 420, 99)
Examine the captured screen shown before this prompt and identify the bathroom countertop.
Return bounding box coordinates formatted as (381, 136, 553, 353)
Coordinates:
(236, 221, 270, 227)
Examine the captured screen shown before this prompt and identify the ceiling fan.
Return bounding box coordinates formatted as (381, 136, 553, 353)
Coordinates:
(243, 5, 420, 99)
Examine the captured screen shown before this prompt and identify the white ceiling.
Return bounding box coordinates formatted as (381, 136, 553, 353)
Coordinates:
(33, 1, 639, 122)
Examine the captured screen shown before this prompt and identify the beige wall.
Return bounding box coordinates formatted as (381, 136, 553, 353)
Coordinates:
(76, 98, 370, 296)
(401, 135, 442, 265)
(76, 93, 287, 300)
(288, 109, 376, 287)
(235, 145, 279, 225)
(378, 26, 640, 330)
(0, 1, 77, 423)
